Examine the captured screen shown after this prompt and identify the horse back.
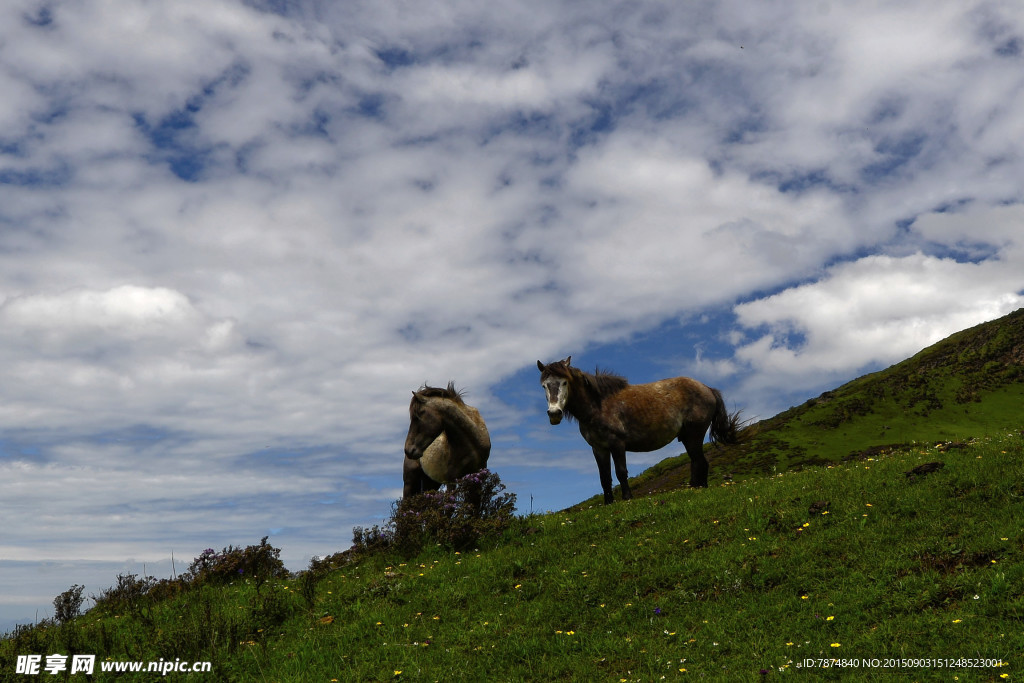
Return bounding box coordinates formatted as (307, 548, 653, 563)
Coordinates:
(462, 404, 492, 450)
(601, 377, 717, 451)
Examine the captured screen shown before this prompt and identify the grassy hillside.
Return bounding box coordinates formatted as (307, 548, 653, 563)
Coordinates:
(3, 311, 1023, 681)
(626, 308, 1024, 499)
(3, 436, 1022, 681)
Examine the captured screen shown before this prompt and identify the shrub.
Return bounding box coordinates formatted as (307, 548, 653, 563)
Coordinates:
(145, 577, 187, 603)
(53, 584, 85, 624)
(350, 524, 393, 557)
(183, 536, 289, 590)
(91, 573, 157, 617)
(351, 469, 517, 557)
(7, 621, 56, 654)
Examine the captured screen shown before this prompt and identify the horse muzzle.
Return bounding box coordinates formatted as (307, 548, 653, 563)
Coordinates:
(547, 409, 563, 425)
(404, 444, 423, 460)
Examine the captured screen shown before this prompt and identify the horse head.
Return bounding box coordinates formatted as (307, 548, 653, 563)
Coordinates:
(404, 389, 445, 460)
(537, 356, 572, 425)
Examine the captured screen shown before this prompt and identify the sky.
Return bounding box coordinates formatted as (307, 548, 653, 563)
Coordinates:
(2, 0, 1024, 631)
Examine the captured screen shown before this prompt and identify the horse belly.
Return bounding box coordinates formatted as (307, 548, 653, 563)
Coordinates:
(624, 420, 682, 452)
(419, 435, 451, 483)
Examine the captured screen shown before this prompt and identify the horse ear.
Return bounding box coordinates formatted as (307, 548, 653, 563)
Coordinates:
(537, 360, 545, 371)
(565, 355, 572, 366)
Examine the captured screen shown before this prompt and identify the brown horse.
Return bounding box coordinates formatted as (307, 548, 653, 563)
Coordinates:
(403, 383, 491, 499)
(537, 357, 744, 503)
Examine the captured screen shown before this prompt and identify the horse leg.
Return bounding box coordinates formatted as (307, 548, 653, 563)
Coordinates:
(403, 457, 423, 498)
(680, 428, 709, 488)
(611, 448, 632, 501)
(404, 458, 442, 498)
(592, 448, 615, 504)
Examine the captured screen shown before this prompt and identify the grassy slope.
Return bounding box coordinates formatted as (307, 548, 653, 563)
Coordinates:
(4, 310, 1024, 681)
(3, 437, 1022, 681)
(255, 438, 1024, 682)
(624, 308, 1024, 500)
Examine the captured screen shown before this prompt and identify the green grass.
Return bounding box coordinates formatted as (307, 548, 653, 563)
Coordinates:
(4, 433, 1022, 682)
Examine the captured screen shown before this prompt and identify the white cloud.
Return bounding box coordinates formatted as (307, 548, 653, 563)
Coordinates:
(546, 133, 863, 323)
(0, 285, 263, 432)
(912, 203, 1024, 251)
(723, 248, 1024, 416)
(3, 285, 198, 334)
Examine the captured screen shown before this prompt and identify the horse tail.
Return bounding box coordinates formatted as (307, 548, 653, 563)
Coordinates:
(709, 388, 744, 446)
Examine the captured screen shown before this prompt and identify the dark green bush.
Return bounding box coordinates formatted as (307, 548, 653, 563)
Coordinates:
(53, 584, 85, 624)
(183, 536, 288, 590)
(91, 573, 157, 615)
(351, 469, 517, 557)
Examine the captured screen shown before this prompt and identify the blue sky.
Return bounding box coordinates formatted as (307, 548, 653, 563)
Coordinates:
(3, 0, 1024, 631)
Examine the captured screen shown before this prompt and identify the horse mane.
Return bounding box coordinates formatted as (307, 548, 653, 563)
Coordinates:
(416, 381, 466, 404)
(580, 366, 629, 398)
